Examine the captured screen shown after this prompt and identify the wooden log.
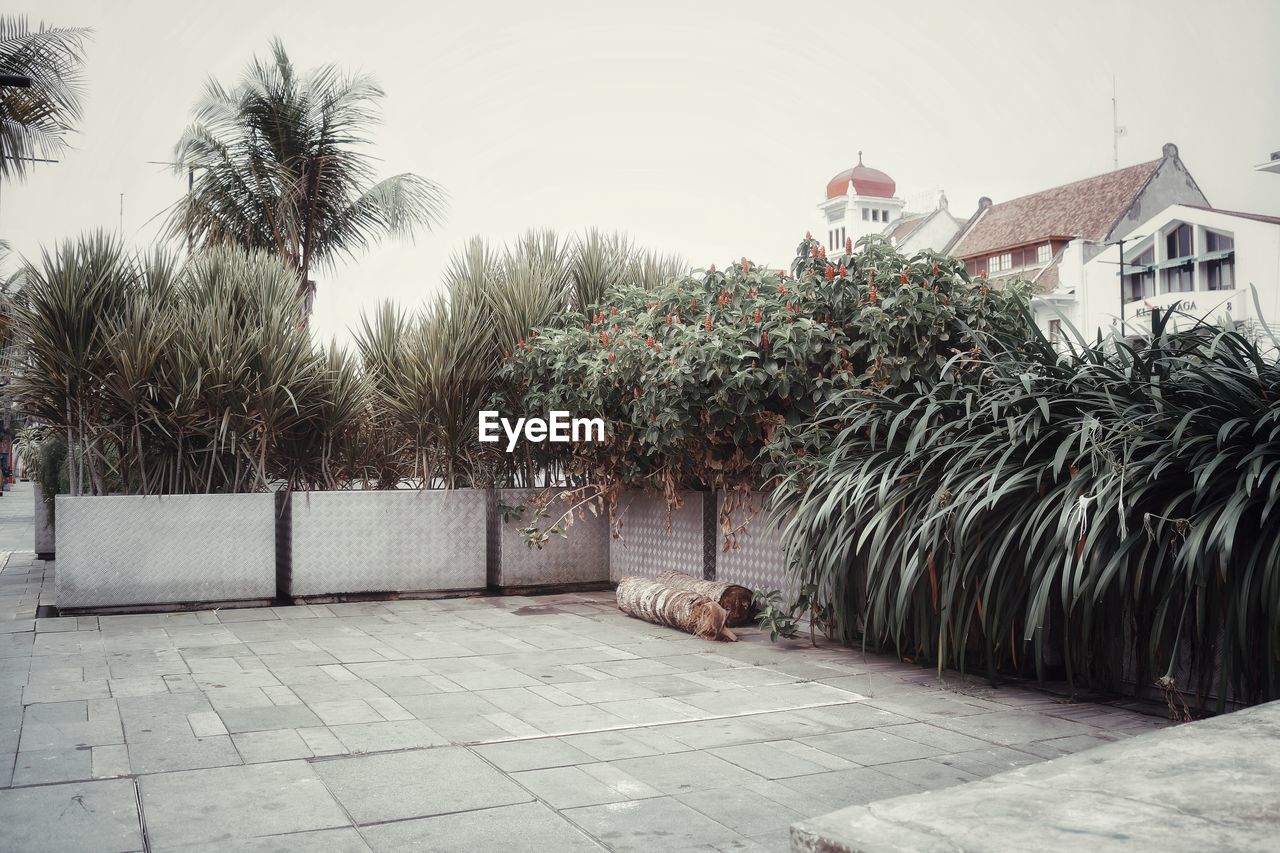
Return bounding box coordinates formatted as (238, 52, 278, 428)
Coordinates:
(615, 576, 737, 641)
(655, 570, 754, 627)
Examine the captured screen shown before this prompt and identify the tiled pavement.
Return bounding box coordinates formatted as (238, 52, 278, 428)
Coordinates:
(0, 550, 1169, 852)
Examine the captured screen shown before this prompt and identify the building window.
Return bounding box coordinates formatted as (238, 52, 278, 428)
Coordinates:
(1204, 230, 1234, 291)
(840, 227, 846, 248)
(862, 208, 870, 221)
(882, 209, 890, 221)
(1124, 248, 1155, 302)
(1048, 319, 1061, 342)
(1037, 244, 1051, 264)
(1206, 230, 1234, 252)
(1161, 264, 1194, 294)
(1165, 223, 1193, 260)
(988, 253, 1012, 273)
(1206, 258, 1234, 290)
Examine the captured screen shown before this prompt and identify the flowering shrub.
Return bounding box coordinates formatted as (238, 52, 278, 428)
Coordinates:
(499, 235, 1031, 502)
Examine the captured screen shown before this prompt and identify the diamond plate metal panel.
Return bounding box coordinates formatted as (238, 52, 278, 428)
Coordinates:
(608, 491, 705, 582)
(290, 489, 487, 596)
(489, 489, 609, 589)
(56, 493, 276, 609)
(716, 491, 797, 599)
(33, 484, 55, 557)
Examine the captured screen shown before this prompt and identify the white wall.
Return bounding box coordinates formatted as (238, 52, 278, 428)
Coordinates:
(898, 211, 961, 254)
(1044, 205, 1280, 344)
(817, 193, 905, 251)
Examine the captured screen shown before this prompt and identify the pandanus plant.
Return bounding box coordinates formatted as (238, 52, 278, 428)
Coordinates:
(354, 228, 684, 489)
(775, 306, 1280, 710)
(12, 234, 364, 494)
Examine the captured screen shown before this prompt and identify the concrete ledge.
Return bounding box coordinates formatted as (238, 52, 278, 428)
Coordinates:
(791, 700, 1280, 853)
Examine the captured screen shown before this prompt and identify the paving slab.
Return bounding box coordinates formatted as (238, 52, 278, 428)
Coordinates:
(565, 796, 747, 852)
(126, 731, 242, 774)
(791, 700, 1280, 853)
(11, 746, 94, 785)
(362, 800, 605, 852)
(678, 786, 809, 839)
(0, 778, 143, 853)
(472, 736, 597, 771)
(312, 748, 532, 823)
(138, 760, 350, 848)
(0, 550, 1183, 853)
(153, 826, 371, 853)
(512, 762, 662, 809)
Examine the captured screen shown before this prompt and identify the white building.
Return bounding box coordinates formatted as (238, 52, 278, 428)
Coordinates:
(1095, 204, 1280, 340)
(945, 143, 1212, 341)
(816, 154, 962, 254)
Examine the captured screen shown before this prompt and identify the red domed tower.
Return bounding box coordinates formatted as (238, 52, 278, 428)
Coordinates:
(816, 152, 905, 251)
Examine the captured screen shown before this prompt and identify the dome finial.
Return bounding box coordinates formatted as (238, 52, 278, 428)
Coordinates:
(857, 150, 863, 165)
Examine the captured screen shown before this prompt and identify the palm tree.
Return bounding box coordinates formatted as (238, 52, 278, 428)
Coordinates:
(0, 16, 89, 181)
(166, 39, 446, 321)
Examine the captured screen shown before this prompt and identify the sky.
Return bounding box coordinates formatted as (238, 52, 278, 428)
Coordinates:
(6, 0, 1280, 344)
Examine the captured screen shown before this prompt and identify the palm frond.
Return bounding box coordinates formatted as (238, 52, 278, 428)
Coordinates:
(0, 16, 90, 180)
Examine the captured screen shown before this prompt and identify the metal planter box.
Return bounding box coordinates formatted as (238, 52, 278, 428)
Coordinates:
(608, 490, 711, 582)
(288, 489, 487, 599)
(487, 489, 610, 591)
(715, 491, 796, 598)
(33, 484, 55, 559)
(55, 493, 276, 610)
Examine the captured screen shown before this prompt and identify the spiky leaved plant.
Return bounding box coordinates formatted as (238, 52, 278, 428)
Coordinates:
(775, 307, 1280, 710)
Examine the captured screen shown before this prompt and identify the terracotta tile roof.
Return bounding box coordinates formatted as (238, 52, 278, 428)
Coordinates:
(1182, 205, 1280, 226)
(885, 213, 926, 243)
(951, 159, 1162, 259)
(985, 247, 1066, 294)
(1033, 255, 1062, 293)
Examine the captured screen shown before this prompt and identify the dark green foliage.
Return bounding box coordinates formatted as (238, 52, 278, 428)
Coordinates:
(776, 309, 1280, 709)
(503, 236, 1031, 501)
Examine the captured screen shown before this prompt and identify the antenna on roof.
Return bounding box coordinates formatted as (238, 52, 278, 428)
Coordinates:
(1112, 75, 1128, 170)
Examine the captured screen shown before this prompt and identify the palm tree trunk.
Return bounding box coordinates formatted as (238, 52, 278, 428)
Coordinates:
(299, 278, 316, 327)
